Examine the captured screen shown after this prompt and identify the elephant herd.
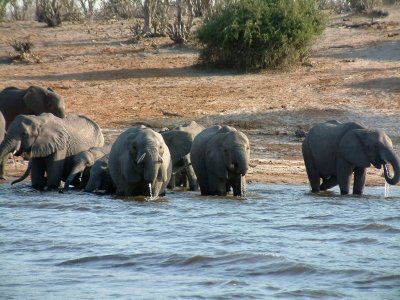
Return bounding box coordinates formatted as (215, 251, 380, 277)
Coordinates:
(0, 85, 399, 197)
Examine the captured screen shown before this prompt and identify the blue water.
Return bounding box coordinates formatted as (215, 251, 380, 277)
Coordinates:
(1, 183, 399, 299)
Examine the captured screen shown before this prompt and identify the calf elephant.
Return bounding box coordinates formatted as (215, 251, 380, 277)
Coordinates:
(63, 144, 112, 189)
(0, 113, 104, 190)
(84, 154, 115, 194)
(190, 125, 250, 197)
(302, 120, 400, 195)
(0, 86, 65, 129)
(161, 121, 204, 191)
(109, 126, 172, 197)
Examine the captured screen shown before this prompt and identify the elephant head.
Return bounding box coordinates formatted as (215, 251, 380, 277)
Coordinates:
(113, 127, 171, 197)
(339, 129, 400, 185)
(23, 86, 65, 119)
(0, 114, 68, 162)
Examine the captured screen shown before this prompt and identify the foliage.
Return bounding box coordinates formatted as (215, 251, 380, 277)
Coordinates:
(36, 0, 62, 27)
(196, 0, 326, 71)
(0, 0, 11, 21)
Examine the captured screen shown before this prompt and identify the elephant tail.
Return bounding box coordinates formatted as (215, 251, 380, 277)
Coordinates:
(11, 159, 32, 185)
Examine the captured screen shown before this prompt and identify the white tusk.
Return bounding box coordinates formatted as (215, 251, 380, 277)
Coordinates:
(137, 153, 146, 164)
(158, 155, 163, 163)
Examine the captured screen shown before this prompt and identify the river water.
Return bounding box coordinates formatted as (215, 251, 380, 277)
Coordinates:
(1, 183, 399, 299)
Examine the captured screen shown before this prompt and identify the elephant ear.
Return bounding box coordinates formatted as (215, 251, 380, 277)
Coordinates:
(31, 118, 69, 157)
(338, 129, 371, 168)
(161, 130, 192, 165)
(23, 86, 47, 115)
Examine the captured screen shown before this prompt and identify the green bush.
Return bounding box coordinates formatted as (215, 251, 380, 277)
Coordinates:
(196, 0, 326, 71)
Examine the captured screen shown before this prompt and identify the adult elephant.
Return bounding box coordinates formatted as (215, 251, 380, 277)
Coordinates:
(161, 121, 204, 191)
(302, 120, 400, 195)
(0, 113, 104, 190)
(84, 154, 115, 194)
(190, 125, 250, 197)
(0, 86, 65, 129)
(63, 144, 112, 189)
(109, 125, 172, 197)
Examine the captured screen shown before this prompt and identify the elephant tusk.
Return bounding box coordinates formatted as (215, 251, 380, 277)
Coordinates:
(137, 153, 146, 164)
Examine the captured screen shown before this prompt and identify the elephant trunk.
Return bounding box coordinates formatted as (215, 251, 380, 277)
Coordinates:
(11, 159, 32, 185)
(381, 148, 400, 185)
(64, 162, 86, 189)
(231, 147, 249, 176)
(0, 136, 20, 163)
(142, 150, 160, 196)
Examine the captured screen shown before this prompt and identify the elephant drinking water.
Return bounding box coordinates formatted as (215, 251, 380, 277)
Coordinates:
(190, 125, 250, 197)
(302, 120, 400, 195)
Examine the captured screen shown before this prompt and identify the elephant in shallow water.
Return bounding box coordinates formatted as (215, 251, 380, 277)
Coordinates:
(0, 112, 5, 179)
(190, 125, 250, 197)
(109, 126, 172, 197)
(63, 144, 112, 189)
(0, 113, 104, 190)
(0, 86, 65, 129)
(161, 121, 204, 191)
(302, 120, 400, 195)
(84, 154, 115, 194)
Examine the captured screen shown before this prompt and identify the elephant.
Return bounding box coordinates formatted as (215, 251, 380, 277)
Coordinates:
(190, 125, 250, 197)
(109, 125, 172, 197)
(161, 121, 204, 191)
(63, 144, 112, 190)
(84, 154, 115, 194)
(0, 113, 104, 190)
(302, 120, 400, 195)
(0, 86, 65, 129)
(0, 111, 5, 179)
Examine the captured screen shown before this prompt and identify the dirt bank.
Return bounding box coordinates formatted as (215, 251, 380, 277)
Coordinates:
(1, 6, 399, 188)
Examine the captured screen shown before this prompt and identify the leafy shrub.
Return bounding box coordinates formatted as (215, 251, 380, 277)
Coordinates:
(196, 0, 326, 71)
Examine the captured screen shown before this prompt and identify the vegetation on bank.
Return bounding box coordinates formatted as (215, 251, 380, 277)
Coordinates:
(196, 0, 326, 70)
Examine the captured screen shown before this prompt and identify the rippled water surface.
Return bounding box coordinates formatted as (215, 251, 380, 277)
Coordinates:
(1, 183, 400, 299)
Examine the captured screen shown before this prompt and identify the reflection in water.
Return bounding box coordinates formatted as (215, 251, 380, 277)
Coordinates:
(0, 183, 399, 299)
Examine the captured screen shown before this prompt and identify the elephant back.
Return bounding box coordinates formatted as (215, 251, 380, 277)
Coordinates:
(63, 114, 104, 154)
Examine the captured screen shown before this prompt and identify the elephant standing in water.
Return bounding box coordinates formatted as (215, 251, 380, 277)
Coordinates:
(63, 144, 112, 190)
(0, 113, 104, 190)
(161, 121, 204, 191)
(302, 120, 400, 195)
(109, 126, 172, 197)
(84, 154, 115, 194)
(190, 125, 250, 197)
(0, 86, 65, 129)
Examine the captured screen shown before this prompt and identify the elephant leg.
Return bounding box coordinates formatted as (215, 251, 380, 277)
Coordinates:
(206, 173, 227, 196)
(320, 176, 337, 191)
(31, 158, 46, 190)
(45, 151, 66, 190)
(337, 158, 352, 195)
(183, 156, 198, 191)
(303, 151, 320, 192)
(0, 155, 6, 179)
(353, 167, 366, 195)
(168, 173, 176, 189)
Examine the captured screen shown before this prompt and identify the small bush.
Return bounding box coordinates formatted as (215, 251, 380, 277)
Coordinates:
(196, 0, 326, 71)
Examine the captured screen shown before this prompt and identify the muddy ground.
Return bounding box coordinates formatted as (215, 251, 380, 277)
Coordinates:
(1, 6, 399, 189)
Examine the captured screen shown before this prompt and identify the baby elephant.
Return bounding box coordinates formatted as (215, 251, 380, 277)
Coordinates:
(190, 125, 250, 197)
(109, 125, 172, 197)
(84, 154, 115, 194)
(302, 120, 400, 195)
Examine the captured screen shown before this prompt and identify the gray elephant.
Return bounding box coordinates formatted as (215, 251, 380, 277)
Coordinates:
(84, 154, 115, 194)
(302, 120, 400, 195)
(0, 86, 65, 129)
(0, 113, 104, 190)
(109, 125, 172, 197)
(190, 125, 250, 197)
(161, 121, 204, 191)
(63, 144, 112, 189)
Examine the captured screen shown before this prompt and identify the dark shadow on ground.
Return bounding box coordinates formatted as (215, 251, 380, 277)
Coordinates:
(314, 40, 400, 61)
(345, 76, 400, 93)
